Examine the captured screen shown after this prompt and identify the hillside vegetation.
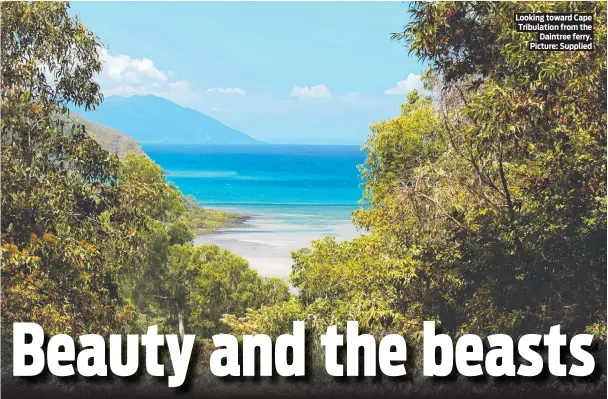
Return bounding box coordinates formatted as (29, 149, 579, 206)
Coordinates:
(58, 111, 144, 158)
(58, 111, 243, 232)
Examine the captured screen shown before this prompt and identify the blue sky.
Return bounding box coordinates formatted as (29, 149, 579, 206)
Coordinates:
(70, 2, 425, 145)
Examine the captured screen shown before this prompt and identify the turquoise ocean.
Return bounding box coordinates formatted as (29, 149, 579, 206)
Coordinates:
(143, 144, 366, 278)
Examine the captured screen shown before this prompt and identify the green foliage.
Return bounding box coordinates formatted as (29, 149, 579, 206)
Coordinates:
(118, 153, 185, 222)
(3, 5, 605, 392)
(1, 1, 137, 338)
(229, 2, 607, 360)
(58, 111, 145, 159)
(393, 0, 607, 336)
(355, 89, 445, 231)
(114, 154, 289, 337)
(1, 3, 289, 355)
(166, 244, 290, 338)
(180, 194, 247, 235)
(221, 297, 304, 338)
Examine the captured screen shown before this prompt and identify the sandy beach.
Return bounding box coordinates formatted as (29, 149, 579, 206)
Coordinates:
(194, 205, 362, 280)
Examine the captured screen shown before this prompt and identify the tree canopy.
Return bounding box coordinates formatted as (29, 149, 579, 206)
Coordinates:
(1, 2, 289, 357)
(226, 2, 607, 353)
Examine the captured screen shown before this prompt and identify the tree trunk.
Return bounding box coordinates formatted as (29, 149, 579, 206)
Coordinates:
(177, 306, 185, 340)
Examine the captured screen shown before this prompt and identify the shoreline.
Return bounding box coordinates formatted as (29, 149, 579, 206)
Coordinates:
(193, 203, 361, 280)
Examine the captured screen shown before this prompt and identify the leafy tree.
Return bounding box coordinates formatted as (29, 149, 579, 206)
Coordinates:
(1, 1, 140, 339)
(390, 0, 607, 335)
(221, 297, 304, 338)
(112, 153, 291, 337)
(288, 92, 446, 339)
(0, 2, 282, 351)
(354, 89, 445, 236)
(234, 2, 607, 361)
(167, 243, 290, 338)
(111, 154, 192, 332)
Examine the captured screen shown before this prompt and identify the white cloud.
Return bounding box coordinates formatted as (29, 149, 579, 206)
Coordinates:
(384, 73, 424, 95)
(206, 87, 246, 95)
(131, 58, 167, 81)
(290, 84, 331, 98)
(99, 48, 167, 82)
(98, 47, 197, 106)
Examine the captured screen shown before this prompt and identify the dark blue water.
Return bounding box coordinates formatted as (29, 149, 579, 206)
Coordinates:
(142, 144, 365, 207)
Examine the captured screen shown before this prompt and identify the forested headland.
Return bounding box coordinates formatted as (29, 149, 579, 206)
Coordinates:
(1, 1, 606, 395)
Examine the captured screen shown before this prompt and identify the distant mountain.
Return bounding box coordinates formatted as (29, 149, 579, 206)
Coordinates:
(74, 95, 262, 145)
(59, 111, 144, 158)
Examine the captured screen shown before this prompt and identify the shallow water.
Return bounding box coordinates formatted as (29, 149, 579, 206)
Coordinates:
(143, 144, 366, 279)
(193, 204, 362, 279)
